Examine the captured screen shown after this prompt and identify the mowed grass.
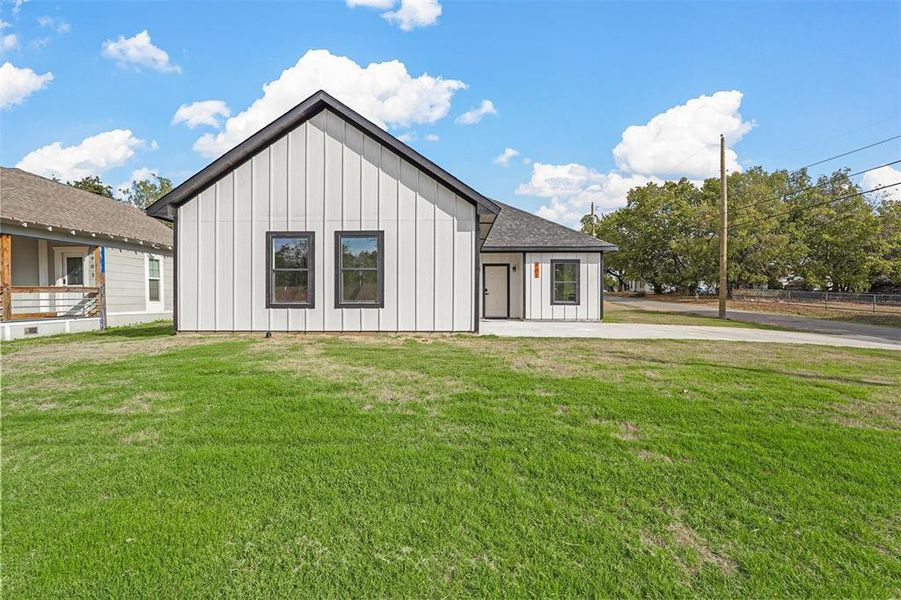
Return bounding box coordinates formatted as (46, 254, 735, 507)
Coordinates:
(602, 302, 765, 328)
(2, 323, 900, 597)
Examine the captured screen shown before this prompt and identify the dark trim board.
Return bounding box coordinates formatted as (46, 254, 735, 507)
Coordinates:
(550, 259, 581, 306)
(334, 230, 385, 309)
(265, 231, 316, 309)
(481, 246, 616, 253)
(482, 263, 511, 319)
(172, 210, 178, 332)
(146, 90, 500, 220)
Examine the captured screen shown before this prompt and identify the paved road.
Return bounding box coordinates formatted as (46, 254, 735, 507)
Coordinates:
(607, 296, 901, 347)
(480, 319, 900, 350)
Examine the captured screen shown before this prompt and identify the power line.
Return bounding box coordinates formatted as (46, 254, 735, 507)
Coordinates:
(795, 133, 901, 171)
(730, 158, 901, 213)
(727, 181, 901, 231)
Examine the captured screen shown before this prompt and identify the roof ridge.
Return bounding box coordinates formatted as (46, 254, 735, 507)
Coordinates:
(146, 89, 499, 220)
(485, 198, 617, 250)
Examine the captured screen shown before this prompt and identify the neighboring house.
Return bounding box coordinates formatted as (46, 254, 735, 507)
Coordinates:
(146, 90, 616, 333)
(0, 167, 174, 340)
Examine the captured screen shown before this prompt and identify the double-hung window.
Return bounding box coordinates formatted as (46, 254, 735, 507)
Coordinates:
(148, 257, 161, 302)
(335, 231, 384, 308)
(267, 232, 315, 308)
(551, 259, 580, 305)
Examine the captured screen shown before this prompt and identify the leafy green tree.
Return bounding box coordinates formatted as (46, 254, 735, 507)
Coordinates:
(119, 174, 173, 209)
(67, 175, 114, 198)
(792, 169, 881, 291)
(872, 199, 901, 290)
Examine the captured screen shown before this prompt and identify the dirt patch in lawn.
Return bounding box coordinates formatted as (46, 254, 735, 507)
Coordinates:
(251, 339, 472, 405)
(636, 449, 673, 463)
(643, 518, 737, 576)
(2, 334, 218, 375)
(616, 422, 641, 441)
(121, 428, 159, 445)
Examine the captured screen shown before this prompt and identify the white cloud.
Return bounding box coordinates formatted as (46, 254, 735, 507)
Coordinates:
(193, 49, 466, 158)
(101, 30, 181, 74)
(2, 33, 19, 51)
(346, 0, 395, 8)
(172, 99, 231, 128)
(13, 0, 29, 14)
(397, 131, 416, 142)
(383, 0, 441, 31)
(16, 129, 143, 181)
(347, 0, 441, 30)
(424, 133, 439, 142)
(455, 99, 496, 125)
(0, 62, 53, 108)
(518, 162, 659, 226)
(515, 90, 753, 227)
(0, 20, 10, 30)
(862, 165, 901, 202)
(522, 157, 531, 165)
(493, 147, 519, 166)
(613, 90, 753, 179)
(37, 16, 70, 33)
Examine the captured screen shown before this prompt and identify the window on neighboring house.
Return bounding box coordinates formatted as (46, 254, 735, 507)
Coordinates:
(148, 257, 161, 301)
(267, 232, 315, 308)
(551, 259, 580, 305)
(335, 231, 384, 308)
(65, 256, 84, 286)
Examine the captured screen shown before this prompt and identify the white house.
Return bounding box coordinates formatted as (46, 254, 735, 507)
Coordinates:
(146, 91, 616, 333)
(0, 167, 174, 340)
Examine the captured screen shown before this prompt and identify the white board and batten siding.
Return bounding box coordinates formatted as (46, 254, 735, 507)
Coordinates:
(524, 252, 602, 321)
(104, 247, 174, 314)
(177, 109, 477, 332)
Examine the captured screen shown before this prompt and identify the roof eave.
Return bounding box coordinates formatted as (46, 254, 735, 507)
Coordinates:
(481, 245, 618, 253)
(146, 90, 499, 220)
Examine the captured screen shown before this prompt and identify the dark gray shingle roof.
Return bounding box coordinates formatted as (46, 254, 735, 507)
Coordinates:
(481, 200, 617, 252)
(1, 167, 173, 247)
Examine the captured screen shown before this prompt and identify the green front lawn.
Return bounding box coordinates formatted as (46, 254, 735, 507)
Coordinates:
(2, 323, 899, 597)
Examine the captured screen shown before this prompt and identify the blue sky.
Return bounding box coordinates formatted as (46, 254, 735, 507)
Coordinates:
(2, 0, 899, 226)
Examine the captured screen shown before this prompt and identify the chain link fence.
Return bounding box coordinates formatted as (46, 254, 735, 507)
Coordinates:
(731, 289, 901, 314)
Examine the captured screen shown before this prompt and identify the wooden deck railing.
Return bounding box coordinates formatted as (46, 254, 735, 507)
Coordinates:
(0, 286, 103, 322)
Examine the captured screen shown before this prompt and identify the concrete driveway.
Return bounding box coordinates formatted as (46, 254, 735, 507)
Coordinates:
(607, 296, 901, 346)
(479, 319, 900, 350)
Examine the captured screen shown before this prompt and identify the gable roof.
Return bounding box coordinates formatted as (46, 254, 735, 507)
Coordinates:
(146, 90, 500, 220)
(481, 200, 618, 252)
(1, 167, 173, 248)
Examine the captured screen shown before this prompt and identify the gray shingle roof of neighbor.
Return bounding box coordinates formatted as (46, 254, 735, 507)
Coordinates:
(146, 89, 500, 220)
(482, 199, 618, 252)
(0, 167, 173, 248)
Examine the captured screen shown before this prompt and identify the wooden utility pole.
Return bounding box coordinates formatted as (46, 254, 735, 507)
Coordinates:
(718, 134, 728, 318)
(590, 202, 596, 236)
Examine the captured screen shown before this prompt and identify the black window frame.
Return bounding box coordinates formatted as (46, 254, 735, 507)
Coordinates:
(550, 259, 581, 305)
(266, 231, 315, 309)
(335, 230, 384, 309)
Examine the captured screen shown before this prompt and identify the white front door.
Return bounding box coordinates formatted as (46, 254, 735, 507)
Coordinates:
(483, 264, 509, 319)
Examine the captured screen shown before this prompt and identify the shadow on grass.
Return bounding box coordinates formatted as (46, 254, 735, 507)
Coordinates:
(102, 321, 174, 339)
(604, 349, 899, 388)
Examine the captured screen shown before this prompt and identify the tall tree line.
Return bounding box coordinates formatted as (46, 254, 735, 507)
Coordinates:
(584, 167, 900, 293)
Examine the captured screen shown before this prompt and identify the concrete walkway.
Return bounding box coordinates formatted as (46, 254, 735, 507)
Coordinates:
(607, 296, 901, 347)
(479, 319, 900, 350)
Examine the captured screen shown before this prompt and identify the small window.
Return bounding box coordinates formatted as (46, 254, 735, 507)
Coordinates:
(148, 257, 161, 301)
(551, 259, 580, 305)
(66, 256, 84, 286)
(267, 232, 315, 308)
(335, 231, 384, 308)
